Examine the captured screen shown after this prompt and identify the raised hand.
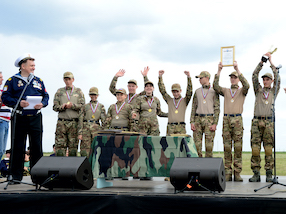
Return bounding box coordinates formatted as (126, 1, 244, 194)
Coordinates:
(115, 69, 126, 77)
(141, 66, 150, 76)
(184, 71, 190, 77)
(159, 70, 164, 77)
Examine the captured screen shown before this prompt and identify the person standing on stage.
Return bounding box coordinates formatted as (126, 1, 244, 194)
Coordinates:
(0, 72, 11, 160)
(109, 67, 150, 106)
(2, 53, 49, 183)
(213, 61, 249, 182)
(191, 71, 220, 158)
(78, 87, 106, 157)
(53, 72, 85, 156)
(104, 88, 133, 131)
(249, 53, 280, 183)
(109, 67, 150, 131)
(132, 81, 168, 136)
(158, 70, 192, 135)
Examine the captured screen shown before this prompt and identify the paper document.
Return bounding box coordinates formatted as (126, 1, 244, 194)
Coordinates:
(24, 96, 42, 109)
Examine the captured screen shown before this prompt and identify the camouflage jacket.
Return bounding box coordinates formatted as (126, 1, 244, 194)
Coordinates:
(109, 75, 149, 106)
(213, 73, 249, 97)
(53, 86, 85, 119)
(158, 76, 192, 106)
(253, 62, 280, 96)
(104, 101, 134, 130)
(78, 100, 106, 134)
(132, 95, 168, 118)
(252, 62, 280, 116)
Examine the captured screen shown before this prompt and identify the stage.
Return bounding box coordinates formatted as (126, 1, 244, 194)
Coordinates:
(1, 175, 286, 214)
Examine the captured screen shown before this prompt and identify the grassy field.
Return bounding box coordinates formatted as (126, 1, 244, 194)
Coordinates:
(43, 151, 286, 176)
(212, 151, 286, 176)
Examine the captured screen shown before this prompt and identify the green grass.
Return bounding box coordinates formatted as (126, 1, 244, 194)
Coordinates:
(43, 151, 286, 176)
(212, 151, 286, 176)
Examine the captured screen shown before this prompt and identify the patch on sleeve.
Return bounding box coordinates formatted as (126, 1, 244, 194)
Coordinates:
(3, 85, 8, 91)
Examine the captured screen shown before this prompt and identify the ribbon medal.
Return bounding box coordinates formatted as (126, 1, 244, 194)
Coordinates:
(173, 97, 183, 113)
(115, 102, 125, 119)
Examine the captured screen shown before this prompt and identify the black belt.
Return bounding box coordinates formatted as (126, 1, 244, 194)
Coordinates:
(254, 116, 273, 120)
(195, 114, 213, 117)
(58, 118, 78, 122)
(111, 126, 128, 129)
(84, 120, 100, 124)
(224, 114, 242, 117)
(168, 122, 186, 125)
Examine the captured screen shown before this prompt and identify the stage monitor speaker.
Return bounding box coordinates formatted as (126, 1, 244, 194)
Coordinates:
(31, 156, 94, 190)
(170, 157, 225, 192)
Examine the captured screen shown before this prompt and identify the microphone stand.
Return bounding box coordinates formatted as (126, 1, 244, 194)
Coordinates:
(254, 65, 286, 192)
(0, 74, 36, 189)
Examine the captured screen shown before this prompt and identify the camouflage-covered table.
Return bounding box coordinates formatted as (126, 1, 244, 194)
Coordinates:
(89, 134, 198, 179)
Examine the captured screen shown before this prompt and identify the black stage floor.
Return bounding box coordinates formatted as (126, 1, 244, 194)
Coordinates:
(1, 175, 286, 214)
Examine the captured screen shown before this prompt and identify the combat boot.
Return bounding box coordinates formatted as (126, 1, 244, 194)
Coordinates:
(249, 170, 260, 182)
(266, 170, 273, 182)
(234, 171, 243, 182)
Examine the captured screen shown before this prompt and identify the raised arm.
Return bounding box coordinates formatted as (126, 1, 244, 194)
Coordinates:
(158, 70, 171, 103)
(213, 62, 224, 96)
(109, 69, 125, 96)
(184, 71, 192, 105)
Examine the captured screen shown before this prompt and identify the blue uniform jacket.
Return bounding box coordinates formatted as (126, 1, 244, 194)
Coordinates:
(2, 72, 49, 113)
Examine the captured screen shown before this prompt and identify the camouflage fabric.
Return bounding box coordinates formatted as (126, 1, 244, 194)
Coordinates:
(223, 116, 243, 175)
(80, 122, 101, 157)
(55, 120, 79, 156)
(250, 118, 274, 171)
(78, 101, 106, 134)
(133, 95, 168, 135)
(167, 124, 186, 135)
(138, 116, 160, 136)
(109, 76, 149, 105)
(78, 101, 106, 157)
(89, 135, 198, 178)
(104, 102, 134, 131)
(158, 76, 192, 106)
(53, 86, 85, 119)
(250, 62, 279, 171)
(193, 116, 216, 157)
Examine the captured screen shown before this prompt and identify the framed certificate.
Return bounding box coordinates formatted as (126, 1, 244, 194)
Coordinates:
(221, 46, 235, 67)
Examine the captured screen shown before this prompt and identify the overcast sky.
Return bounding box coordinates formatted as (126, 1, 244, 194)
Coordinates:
(1, 0, 286, 153)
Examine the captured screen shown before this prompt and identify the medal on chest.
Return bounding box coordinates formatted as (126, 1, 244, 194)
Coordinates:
(263, 89, 270, 105)
(230, 86, 239, 103)
(201, 86, 210, 104)
(90, 102, 99, 119)
(146, 96, 154, 113)
(173, 97, 183, 114)
(115, 102, 125, 119)
(66, 86, 74, 104)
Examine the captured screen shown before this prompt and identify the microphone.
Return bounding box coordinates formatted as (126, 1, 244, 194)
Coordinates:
(28, 73, 34, 83)
(276, 64, 282, 69)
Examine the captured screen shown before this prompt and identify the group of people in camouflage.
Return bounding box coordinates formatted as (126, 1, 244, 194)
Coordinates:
(53, 52, 280, 183)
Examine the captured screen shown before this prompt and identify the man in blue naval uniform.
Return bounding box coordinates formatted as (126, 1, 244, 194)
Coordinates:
(2, 53, 49, 183)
